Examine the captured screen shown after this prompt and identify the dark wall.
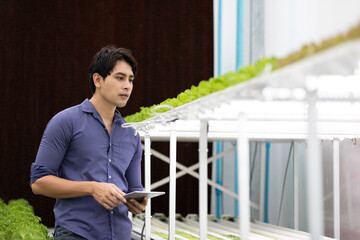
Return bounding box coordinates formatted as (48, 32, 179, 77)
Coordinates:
(0, 1, 213, 227)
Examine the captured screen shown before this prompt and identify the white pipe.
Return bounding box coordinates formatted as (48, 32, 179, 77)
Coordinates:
(345, 145, 355, 230)
(144, 134, 152, 240)
(148, 145, 259, 209)
(259, 142, 266, 222)
(168, 123, 177, 240)
(238, 113, 250, 240)
(148, 146, 236, 189)
(293, 142, 299, 230)
(333, 138, 340, 240)
(199, 120, 208, 240)
(307, 91, 324, 239)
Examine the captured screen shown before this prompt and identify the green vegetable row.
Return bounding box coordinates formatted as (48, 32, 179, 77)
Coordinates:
(154, 231, 239, 240)
(125, 57, 277, 123)
(124, 21, 360, 123)
(0, 198, 51, 240)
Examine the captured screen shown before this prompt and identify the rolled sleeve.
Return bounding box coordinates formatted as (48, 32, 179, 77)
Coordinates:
(30, 163, 57, 185)
(30, 110, 72, 185)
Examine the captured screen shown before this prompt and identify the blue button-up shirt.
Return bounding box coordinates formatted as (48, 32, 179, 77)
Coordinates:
(30, 99, 143, 240)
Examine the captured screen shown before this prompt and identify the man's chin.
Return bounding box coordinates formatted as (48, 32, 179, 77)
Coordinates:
(116, 102, 127, 108)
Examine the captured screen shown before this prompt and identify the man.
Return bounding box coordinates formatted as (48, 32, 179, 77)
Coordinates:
(30, 46, 147, 240)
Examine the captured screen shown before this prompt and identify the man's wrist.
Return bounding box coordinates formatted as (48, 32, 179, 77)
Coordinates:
(87, 181, 96, 196)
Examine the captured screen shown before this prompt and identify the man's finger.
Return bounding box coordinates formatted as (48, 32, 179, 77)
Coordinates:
(104, 202, 113, 210)
(132, 198, 147, 211)
(125, 201, 140, 215)
(109, 190, 126, 203)
(111, 186, 126, 203)
(129, 199, 146, 213)
(112, 184, 125, 195)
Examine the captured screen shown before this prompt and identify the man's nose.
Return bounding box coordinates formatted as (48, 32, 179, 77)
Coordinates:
(123, 79, 132, 89)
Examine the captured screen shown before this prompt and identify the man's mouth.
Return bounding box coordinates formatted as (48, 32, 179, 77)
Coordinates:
(119, 93, 129, 98)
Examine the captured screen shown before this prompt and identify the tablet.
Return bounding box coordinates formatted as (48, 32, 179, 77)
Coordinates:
(123, 191, 165, 201)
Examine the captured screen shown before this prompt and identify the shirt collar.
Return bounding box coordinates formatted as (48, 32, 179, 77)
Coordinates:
(81, 99, 123, 123)
(81, 99, 94, 113)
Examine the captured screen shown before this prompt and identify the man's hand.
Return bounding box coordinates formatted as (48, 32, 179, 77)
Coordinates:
(90, 182, 127, 210)
(31, 176, 127, 210)
(125, 197, 148, 215)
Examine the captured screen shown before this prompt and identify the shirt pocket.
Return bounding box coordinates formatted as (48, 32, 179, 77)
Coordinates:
(112, 140, 136, 173)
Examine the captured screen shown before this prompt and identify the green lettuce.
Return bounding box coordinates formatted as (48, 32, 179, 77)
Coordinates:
(124, 57, 277, 123)
(0, 199, 51, 240)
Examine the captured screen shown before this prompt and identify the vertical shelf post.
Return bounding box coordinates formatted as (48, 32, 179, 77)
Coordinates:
(333, 138, 340, 240)
(199, 120, 209, 240)
(293, 142, 299, 230)
(237, 113, 250, 239)
(307, 90, 324, 239)
(259, 142, 266, 222)
(144, 134, 152, 240)
(169, 123, 177, 239)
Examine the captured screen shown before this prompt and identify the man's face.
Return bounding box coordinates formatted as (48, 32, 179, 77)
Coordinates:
(97, 60, 134, 108)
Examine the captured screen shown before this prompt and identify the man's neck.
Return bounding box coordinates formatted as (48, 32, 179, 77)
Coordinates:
(89, 95, 116, 124)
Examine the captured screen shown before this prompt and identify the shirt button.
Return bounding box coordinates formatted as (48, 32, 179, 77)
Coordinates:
(109, 159, 112, 163)
(109, 175, 112, 179)
(110, 211, 113, 214)
(109, 143, 112, 147)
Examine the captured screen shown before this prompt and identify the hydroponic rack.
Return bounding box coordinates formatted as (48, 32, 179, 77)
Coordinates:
(125, 39, 360, 239)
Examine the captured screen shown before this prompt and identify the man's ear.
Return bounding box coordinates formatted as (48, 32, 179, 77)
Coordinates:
(92, 73, 103, 88)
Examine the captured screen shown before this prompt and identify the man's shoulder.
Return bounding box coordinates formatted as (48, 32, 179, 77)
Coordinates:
(55, 103, 83, 118)
(49, 103, 87, 126)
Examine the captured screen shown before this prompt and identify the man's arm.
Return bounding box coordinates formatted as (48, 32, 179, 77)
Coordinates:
(123, 134, 148, 215)
(31, 175, 127, 210)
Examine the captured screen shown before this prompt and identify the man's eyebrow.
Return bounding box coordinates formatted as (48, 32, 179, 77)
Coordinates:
(113, 72, 134, 78)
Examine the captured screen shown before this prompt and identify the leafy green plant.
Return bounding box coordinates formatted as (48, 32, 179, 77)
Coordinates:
(175, 231, 198, 239)
(153, 231, 223, 240)
(124, 21, 360, 123)
(0, 198, 51, 240)
(273, 21, 360, 69)
(125, 57, 276, 123)
(153, 231, 184, 240)
(223, 234, 239, 240)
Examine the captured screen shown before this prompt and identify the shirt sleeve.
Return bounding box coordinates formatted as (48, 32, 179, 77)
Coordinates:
(30, 111, 73, 185)
(30, 163, 57, 185)
(125, 134, 144, 192)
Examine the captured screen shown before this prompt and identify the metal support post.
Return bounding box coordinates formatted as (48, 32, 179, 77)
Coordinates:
(169, 123, 177, 240)
(333, 138, 340, 240)
(199, 120, 209, 240)
(293, 142, 299, 230)
(144, 134, 152, 240)
(237, 113, 250, 240)
(259, 142, 266, 222)
(307, 91, 324, 239)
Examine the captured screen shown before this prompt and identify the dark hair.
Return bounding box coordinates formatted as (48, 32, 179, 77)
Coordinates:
(89, 46, 138, 94)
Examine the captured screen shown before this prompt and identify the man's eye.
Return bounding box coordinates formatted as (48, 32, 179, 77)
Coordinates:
(117, 77, 124, 80)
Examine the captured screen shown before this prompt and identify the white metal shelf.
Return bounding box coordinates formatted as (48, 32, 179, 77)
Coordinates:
(140, 119, 360, 142)
(129, 39, 360, 240)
